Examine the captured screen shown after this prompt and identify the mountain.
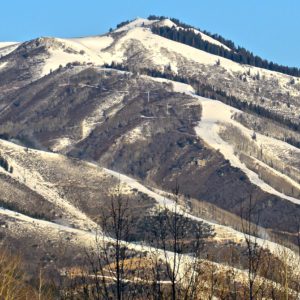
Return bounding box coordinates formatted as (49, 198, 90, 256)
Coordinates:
(0, 17, 299, 298)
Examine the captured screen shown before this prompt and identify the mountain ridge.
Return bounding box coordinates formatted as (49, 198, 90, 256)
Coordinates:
(0, 16, 300, 298)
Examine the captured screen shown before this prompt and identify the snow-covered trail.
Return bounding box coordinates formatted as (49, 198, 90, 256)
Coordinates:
(194, 97, 300, 205)
(0, 207, 197, 277)
(102, 167, 293, 254)
(1, 208, 295, 294)
(103, 168, 175, 208)
(0, 207, 96, 239)
(161, 79, 300, 205)
(0, 208, 106, 256)
(9, 161, 97, 230)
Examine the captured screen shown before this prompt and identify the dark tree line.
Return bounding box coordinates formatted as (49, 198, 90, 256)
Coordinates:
(285, 137, 300, 148)
(0, 199, 49, 220)
(116, 19, 133, 29)
(0, 155, 13, 173)
(112, 16, 300, 76)
(148, 15, 236, 50)
(150, 24, 300, 77)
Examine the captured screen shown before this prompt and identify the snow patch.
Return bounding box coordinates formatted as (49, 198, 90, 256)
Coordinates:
(0, 61, 7, 71)
(0, 42, 19, 56)
(41, 38, 104, 76)
(147, 76, 195, 93)
(51, 137, 73, 152)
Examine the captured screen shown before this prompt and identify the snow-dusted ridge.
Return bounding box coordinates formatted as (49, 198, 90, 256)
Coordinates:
(0, 42, 19, 56)
(4, 15, 297, 91)
(152, 18, 232, 51)
(0, 42, 18, 48)
(114, 18, 157, 33)
(114, 18, 231, 51)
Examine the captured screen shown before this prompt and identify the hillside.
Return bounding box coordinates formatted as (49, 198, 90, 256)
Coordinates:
(0, 17, 299, 299)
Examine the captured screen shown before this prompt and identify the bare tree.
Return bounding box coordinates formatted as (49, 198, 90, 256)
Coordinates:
(0, 247, 45, 299)
(240, 193, 268, 300)
(82, 184, 147, 300)
(141, 184, 215, 300)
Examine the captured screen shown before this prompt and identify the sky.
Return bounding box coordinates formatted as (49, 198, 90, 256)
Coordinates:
(1, 0, 300, 67)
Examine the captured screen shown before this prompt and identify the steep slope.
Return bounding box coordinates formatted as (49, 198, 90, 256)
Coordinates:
(0, 64, 299, 245)
(1, 164, 298, 294)
(0, 139, 157, 231)
(0, 37, 105, 97)
(60, 18, 300, 130)
(0, 17, 300, 291)
(0, 42, 19, 57)
(2, 18, 299, 130)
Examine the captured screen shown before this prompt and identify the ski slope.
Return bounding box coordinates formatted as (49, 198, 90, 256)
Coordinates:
(114, 18, 157, 33)
(194, 97, 300, 205)
(163, 80, 300, 205)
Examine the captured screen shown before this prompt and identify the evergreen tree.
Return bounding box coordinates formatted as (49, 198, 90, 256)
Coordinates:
(151, 25, 300, 77)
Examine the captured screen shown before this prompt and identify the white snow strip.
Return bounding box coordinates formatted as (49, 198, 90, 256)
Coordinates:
(195, 29, 232, 51)
(0, 207, 94, 236)
(194, 98, 300, 205)
(0, 207, 234, 280)
(165, 80, 300, 204)
(0, 207, 200, 278)
(0, 61, 7, 70)
(102, 167, 293, 254)
(0, 42, 18, 49)
(145, 75, 195, 93)
(103, 168, 175, 208)
(168, 81, 300, 205)
(0, 42, 19, 57)
(0, 139, 97, 230)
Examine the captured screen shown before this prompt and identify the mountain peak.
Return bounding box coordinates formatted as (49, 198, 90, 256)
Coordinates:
(114, 17, 157, 33)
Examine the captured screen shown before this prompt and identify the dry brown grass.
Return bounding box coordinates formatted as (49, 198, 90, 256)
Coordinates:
(0, 248, 55, 300)
(0, 249, 35, 300)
